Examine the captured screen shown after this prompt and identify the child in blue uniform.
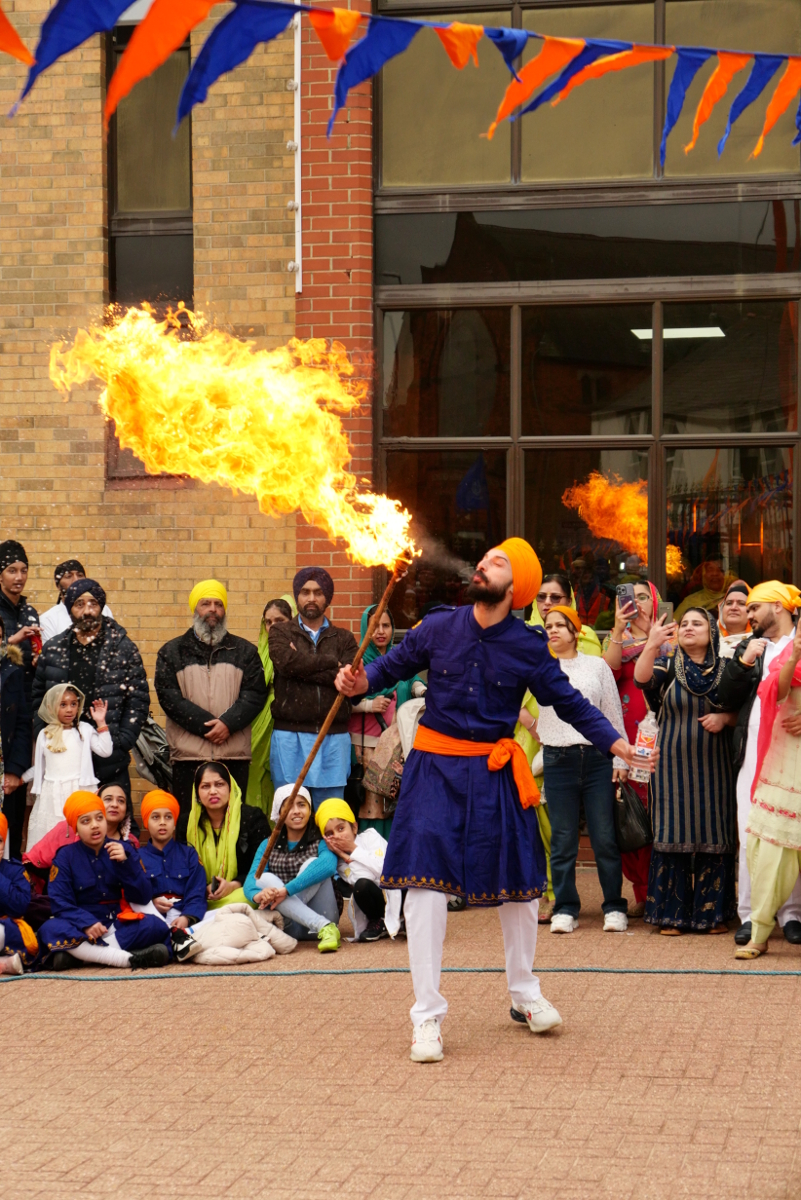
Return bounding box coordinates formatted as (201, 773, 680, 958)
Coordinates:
(138, 790, 207, 931)
(38, 791, 171, 971)
(0, 812, 37, 974)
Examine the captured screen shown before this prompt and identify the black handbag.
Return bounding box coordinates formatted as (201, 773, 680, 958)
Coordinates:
(344, 710, 388, 813)
(613, 780, 653, 853)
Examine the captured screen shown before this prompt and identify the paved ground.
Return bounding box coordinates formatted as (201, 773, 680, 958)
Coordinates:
(3, 870, 801, 1200)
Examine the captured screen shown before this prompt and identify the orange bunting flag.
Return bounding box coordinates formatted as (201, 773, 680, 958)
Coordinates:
(552, 44, 673, 106)
(309, 8, 364, 63)
(753, 55, 801, 157)
(486, 35, 584, 140)
(684, 50, 750, 153)
(0, 2, 34, 65)
(435, 22, 483, 70)
(105, 0, 223, 127)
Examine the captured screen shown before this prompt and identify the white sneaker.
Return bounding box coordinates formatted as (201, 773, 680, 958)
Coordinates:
(513, 997, 563, 1033)
(603, 910, 628, 932)
(550, 912, 578, 934)
(410, 1019, 444, 1063)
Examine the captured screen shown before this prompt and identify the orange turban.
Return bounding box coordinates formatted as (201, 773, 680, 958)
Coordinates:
(547, 604, 581, 632)
(63, 791, 105, 830)
(498, 538, 543, 610)
(0, 812, 7, 842)
(140, 790, 180, 824)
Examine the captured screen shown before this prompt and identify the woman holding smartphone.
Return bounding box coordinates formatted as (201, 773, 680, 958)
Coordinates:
(602, 580, 671, 917)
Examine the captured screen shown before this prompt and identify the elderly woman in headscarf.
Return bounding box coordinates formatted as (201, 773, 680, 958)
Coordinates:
(245, 595, 297, 814)
(179, 761, 270, 910)
(601, 579, 671, 917)
(347, 603, 425, 840)
(515, 573, 602, 921)
(718, 579, 751, 657)
(674, 561, 736, 622)
(634, 608, 739, 934)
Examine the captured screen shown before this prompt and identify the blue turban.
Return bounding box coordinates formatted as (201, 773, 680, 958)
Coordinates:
(293, 567, 334, 607)
(65, 578, 106, 615)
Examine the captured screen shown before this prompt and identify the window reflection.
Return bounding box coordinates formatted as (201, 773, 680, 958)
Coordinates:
(115, 49, 191, 213)
(666, 447, 793, 610)
(522, 305, 652, 436)
(524, 449, 649, 629)
(375, 202, 794, 286)
(382, 309, 510, 437)
(385, 450, 507, 628)
(663, 299, 798, 434)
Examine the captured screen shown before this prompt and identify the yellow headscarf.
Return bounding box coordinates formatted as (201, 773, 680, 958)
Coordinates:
(746, 581, 801, 612)
(38, 683, 85, 754)
(315, 798, 357, 834)
(186, 765, 242, 883)
(188, 579, 228, 614)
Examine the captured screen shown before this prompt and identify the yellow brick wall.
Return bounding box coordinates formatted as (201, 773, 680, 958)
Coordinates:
(0, 3, 298, 801)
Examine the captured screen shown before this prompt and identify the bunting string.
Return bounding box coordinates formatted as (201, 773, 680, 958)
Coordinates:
(2, 0, 801, 163)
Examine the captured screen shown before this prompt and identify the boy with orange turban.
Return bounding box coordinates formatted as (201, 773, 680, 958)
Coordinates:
(37, 791, 171, 970)
(0, 812, 37, 974)
(337, 539, 644, 1062)
(139, 790, 207, 933)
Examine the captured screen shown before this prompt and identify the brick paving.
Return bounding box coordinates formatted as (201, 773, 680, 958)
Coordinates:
(3, 870, 801, 1200)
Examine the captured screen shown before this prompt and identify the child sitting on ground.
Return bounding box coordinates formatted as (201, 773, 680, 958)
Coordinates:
(138, 790, 207, 933)
(316, 799, 402, 942)
(25, 684, 112, 846)
(0, 812, 37, 974)
(37, 791, 171, 971)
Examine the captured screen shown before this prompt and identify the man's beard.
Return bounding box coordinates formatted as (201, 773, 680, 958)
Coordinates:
(750, 616, 772, 639)
(465, 571, 509, 607)
(300, 602, 323, 622)
(73, 614, 102, 636)
(193, 612, 228, 645)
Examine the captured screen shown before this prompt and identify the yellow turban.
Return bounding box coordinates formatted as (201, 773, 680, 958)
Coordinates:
(746, 581, 801, 612)
(497, 538, 543, 610)
(188, 579, 228, 614)
(315, 798, 357, 834)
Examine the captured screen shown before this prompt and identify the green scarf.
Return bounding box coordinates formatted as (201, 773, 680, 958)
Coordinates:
(245, 593, 297, 814)
(187, 771, 244, 884)
(360, 603, 421, 707)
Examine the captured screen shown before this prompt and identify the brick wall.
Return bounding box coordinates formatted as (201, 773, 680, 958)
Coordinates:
(0, 3, 297, 808)
(295, 2, 375, 636)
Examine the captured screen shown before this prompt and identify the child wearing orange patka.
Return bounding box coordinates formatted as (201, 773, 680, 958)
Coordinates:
(37, 791, 171, 971)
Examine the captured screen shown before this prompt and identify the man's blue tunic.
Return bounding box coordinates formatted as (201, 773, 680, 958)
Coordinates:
(364, 606, 620, 906)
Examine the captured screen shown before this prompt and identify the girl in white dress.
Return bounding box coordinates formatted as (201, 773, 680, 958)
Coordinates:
(25, 684, 112, 846)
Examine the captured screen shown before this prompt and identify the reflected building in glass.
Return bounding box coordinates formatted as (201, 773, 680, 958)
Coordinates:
(374, 0, 801, 628)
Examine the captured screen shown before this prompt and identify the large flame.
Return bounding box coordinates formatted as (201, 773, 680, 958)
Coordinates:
(49, 306, 416, 568)
(562, 471, 683, 575)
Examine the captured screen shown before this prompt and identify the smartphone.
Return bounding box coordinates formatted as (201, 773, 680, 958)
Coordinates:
(657, 601, 674, 624)
(616, 583, 636, 612)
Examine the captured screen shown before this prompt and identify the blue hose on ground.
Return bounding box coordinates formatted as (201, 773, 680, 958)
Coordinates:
(2, 965, 800, 982)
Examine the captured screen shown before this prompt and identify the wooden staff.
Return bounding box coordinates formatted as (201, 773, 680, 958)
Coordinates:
(253, 563, 407, 878)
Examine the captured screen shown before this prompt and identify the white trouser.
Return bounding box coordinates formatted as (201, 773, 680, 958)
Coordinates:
(69, 926, 130, 968)
(404, 889, 541, 1026)
(737, 773, 801, 926)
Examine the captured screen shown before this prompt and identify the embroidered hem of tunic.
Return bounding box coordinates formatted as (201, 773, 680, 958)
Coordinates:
(745, 827, 801, 851)
(652, 842, 733, 854)
(381, 872, 544, 906)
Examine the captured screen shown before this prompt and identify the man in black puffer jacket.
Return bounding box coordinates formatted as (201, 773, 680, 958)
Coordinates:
(32, 579, 149, 801)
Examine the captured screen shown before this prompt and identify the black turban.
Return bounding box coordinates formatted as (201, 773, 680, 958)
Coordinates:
(293, 566, 334, 607)
(65, 578, 106, 615)
(54, 559, 85, 585)
(0, 540, 28, 573)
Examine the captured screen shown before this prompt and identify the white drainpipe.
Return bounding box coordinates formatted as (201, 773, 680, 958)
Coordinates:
(287, 14, 302, 294)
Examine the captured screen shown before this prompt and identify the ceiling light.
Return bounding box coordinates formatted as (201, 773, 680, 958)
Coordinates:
(631, 327, 726, 340)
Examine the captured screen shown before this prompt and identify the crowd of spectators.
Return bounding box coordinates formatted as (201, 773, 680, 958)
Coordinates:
(0, 534, 799, 974)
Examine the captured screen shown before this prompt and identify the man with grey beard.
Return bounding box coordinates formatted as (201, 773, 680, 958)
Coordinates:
(155, 579, 268, 814)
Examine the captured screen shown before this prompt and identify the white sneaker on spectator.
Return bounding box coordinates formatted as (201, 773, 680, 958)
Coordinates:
(550, 912, 578, 934)
(603, 910, 628, 932)
(410, 1019, 444, 1063)
(513, 997, 563, 1033)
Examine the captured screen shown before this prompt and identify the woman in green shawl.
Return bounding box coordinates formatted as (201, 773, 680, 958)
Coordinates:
(347, 604, 425, 839)
(246, 595, 296, 815)
(515, 572, 602, 920)
(183, 761, 270, 910)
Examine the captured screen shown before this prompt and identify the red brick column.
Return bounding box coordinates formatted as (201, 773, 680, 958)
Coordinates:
(295, 4, 374, 634)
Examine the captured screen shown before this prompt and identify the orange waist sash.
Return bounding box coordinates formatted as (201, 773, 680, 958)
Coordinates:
(413, 726, 540, 810)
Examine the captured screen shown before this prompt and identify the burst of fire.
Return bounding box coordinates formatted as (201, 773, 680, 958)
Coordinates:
(562, 471, 683, 575)
(49, 306, 417, 569)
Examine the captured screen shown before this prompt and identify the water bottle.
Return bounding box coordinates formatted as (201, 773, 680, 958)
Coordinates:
(629, 710, 659, 783)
